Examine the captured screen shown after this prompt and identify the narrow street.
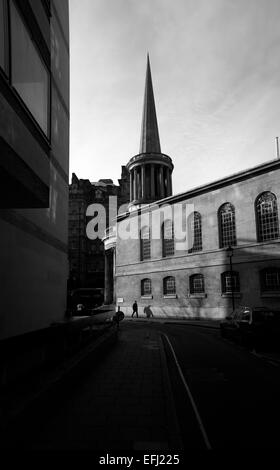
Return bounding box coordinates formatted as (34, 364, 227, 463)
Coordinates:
(3, 320, 280, 451)
(159, 322, 280, 449)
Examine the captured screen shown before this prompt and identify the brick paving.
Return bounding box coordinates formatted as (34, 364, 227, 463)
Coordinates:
(15, 322, 182, 451)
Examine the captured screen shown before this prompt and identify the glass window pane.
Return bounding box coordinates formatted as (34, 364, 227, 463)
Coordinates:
(188, 212, 202, 253)
(10, 1, 49, 135)
(190, 274, 204, 294)
(163, 220, 174, 257)
(141, 227, 151, 260)
(262, 268, 280, 291)
(222, 271, 240, 293)
(0, 0, 6, 71)
(164, 276, 176, 295)
(219, 203, 236, 248)
(142, 279, 151, 296)
(256, 193, 279, 242)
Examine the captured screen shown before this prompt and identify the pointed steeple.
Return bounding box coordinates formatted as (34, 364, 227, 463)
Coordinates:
(126, 55, 173, 209)
(139, 54, 161, 154)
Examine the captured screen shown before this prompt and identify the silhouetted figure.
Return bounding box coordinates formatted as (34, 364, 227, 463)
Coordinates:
(115, 305, 124, 328)
(144, 305, 154, 318)
(132, 301, 138, 318)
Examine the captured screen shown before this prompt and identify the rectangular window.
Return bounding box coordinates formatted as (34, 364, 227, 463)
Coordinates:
(142, 239, 151, 260)
(163, 222, 174, 257)
(264, 271, 280, 291)
(260, 202, 279, 241)
(141, 229, 151, 260)
(164, 277, 176, 295)
(141, 279, 152, 296)
(193, 278, 203, 292)
(0, 0, 7, 73)
(10, 1, 49, 136)
(190, 275, 204, 294)
(189, 213, 202, 253)
(224, 273, 239, 293)
(221, 211, 236, 247)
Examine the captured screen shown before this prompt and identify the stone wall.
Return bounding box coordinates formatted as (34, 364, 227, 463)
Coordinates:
(115, 163, 280, 318)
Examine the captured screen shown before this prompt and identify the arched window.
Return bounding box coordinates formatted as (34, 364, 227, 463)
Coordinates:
(218, 203, 237, 248)
(256, 192, 279, 242)
(260, 268, 280, 292)
(162, 220, 174, 257)
(163, 276, 176, 295)
(140, 226, 151, 260)
(221, 271, 240, 293)
(141, 278, 152, 296)
(190, 274, 205, 294)
(188, 212, 202, 253)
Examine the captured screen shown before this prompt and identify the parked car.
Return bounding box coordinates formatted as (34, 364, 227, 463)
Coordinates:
(68, 288, 104, 316)
(220, 306, 280, 351)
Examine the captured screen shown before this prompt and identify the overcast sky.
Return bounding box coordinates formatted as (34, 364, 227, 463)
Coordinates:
(69, 0, 280, 194)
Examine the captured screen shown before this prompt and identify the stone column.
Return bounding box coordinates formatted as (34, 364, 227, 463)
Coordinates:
(141, 165, 145, 200)
(159, 166, 164, 199)
(105, 249, 114, 304)
(104, 250, 111, 305)
(163, 167, 167, 197)
(170, 170, 173, 195)
(167, 168, 171, 196)
(130, 171, 133, 202)
(165, 168, 169, 197)
(150, 164, 155, 199)
(136, 168, 140, 200)
(112, 248, 116, 304)
(155, 165, 160, 199)
(133, 168, 137, 201)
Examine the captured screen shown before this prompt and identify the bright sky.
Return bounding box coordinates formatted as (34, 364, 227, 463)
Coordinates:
(69, 0, 280, 194)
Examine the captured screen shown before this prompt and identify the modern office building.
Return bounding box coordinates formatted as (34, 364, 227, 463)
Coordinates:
(0, 0, 69, 379)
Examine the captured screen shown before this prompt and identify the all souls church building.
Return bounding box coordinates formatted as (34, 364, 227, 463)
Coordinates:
(104, 56, 280, 319)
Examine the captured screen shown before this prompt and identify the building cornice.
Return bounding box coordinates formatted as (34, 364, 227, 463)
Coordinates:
(117, 159, 280, 222)
(126, 152, 173, 171)
(116, 239, 280, 269)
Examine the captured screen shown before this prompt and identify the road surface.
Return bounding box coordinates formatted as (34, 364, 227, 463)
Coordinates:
(3, 320, 280, 451)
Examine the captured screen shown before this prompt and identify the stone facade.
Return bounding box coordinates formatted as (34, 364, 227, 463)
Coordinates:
(104, 56, 280, 319)
(115, 160, 280, 318)
(68, 166, 129, 290)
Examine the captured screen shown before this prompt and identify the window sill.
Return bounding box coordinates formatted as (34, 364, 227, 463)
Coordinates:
(188, 293, 207, 298)
(221, 293, 242, 298)
(163, 294, 177, 299)
(141, 295, 153, 300)
(261, 292, 280, 298)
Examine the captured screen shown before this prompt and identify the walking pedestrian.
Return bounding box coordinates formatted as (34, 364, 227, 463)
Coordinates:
(144, 305, 153, 318)
(131, 300, 138, 318)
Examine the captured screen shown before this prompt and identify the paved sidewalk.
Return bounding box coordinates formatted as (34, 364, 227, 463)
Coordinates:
(3, 323, 183, 451)
(0, 325, 118, 433)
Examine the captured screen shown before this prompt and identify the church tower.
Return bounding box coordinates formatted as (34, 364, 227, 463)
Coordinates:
(127, 55, 174, 208)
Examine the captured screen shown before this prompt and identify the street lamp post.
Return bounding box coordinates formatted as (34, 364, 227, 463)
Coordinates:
(226, 246, 235, 311)
(78, 205, 81, 287)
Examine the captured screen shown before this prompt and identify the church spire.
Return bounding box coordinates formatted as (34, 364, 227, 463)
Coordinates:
(126, 55, 173, 208)
(139, 54, 161, 154)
